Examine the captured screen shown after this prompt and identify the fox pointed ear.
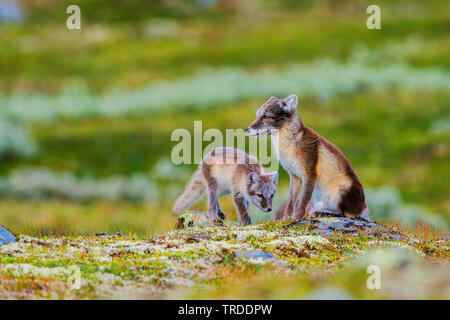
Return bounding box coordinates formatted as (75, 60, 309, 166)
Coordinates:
(282, 94, 298, 112)
(270, 172, 279, 185)
(247, 172, 259, 186)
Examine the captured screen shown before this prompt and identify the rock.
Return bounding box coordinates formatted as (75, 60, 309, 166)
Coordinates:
(176, 211, 210, 229)
(291, 217, 383, 236)
(234, 250, 275, 261)
(176, 211, 236, 229)
(0, 225, 16, 246)
(95, 233, 114, 239)
(389, 234, 402, 241)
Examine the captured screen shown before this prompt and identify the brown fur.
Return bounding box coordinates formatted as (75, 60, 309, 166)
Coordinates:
(246, 95, 368, 220)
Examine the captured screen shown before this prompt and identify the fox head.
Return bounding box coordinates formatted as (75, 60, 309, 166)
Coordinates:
(245, 94, 298, 137)
(246, 171, 278, 212)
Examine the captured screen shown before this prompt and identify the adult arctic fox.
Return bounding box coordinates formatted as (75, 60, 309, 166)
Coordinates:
(246, 95, 369, 221)
(173, 147, 278, 225)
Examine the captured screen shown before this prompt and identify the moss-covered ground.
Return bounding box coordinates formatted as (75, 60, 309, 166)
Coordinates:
(0, 219, 448, 299)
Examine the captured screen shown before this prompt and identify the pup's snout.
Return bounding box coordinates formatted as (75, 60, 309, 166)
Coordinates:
(245, 127, 250, 133)
(267, 207, 272, 212)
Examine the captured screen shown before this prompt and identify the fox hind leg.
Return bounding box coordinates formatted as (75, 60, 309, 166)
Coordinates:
(202, 162, 224, 226)
(206, 181, 224, 226)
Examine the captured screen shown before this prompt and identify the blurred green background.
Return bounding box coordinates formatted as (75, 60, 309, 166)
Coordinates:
(0, 0, 448, 236)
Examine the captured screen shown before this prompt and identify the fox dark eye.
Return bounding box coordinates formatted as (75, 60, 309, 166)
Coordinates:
(257, 194, 263, 198)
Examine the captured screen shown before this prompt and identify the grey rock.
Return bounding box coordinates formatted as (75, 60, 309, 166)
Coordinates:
(389, 234, 402, 241)
(289, 217, 383, 236)
(95, 233, 114, 239)
(318, 229, 335, 237)
(234, 250, 275, 260)
(0, 225, 16, 246)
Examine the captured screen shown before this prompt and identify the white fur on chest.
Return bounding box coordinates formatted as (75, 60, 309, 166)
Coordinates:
(271, 132, 280, 159)
(282, 156, 306, 180)
(271, 131, 306, 179)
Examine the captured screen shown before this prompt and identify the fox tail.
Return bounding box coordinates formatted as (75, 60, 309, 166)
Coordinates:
(344, 206, 371, 221)
(173, 168, 206, 216)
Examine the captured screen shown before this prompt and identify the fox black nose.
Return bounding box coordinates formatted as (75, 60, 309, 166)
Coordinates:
(267, 208, 272, 212)
(245, 127, 250, 132)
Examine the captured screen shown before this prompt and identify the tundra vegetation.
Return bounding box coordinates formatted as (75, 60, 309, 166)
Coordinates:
(0, 0, 448, 299)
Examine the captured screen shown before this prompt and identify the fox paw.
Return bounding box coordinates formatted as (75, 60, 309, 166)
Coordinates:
(212, 218, 224, 226)
(240, 215, 252, 226)
(271, 213, 283, 221)
(217, 211, 227, 221)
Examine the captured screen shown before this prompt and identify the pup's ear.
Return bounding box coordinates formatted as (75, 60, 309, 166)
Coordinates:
(247, 172, 260, 186)
(270, 172, 279, 185)
(282, 94, 298, 112)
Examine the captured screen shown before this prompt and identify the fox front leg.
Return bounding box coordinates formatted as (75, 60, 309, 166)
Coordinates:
(284, 174, 301, 220)
(217, 200, 227, 221)
(233, 193, 252, 226)
(293, 175, 316, 220)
